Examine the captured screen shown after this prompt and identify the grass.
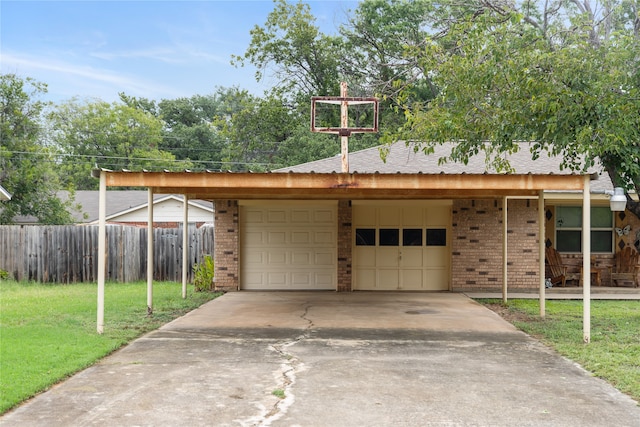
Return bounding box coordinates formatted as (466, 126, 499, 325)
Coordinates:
(0, 280, 221, 414)
(477, 299, 640, 403)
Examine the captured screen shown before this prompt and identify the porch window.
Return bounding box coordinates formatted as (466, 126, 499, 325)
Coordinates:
(555, 206, 613, 253)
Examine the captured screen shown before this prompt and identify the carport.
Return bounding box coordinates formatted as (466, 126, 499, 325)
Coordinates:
(93, 169, 596, 340)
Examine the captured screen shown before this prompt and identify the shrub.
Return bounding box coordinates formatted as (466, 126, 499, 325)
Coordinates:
(193, 255, 214, 292)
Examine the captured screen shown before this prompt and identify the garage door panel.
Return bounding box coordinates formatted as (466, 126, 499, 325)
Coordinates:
(377, 248, 399, 268)
(379, 207, 400, 226)
(354, 268, 375, 289)
(268, 251, 287, 265)
(267, 231, 287, 244)
(267, 210, 287, 223)
(400, 269, 424, 289)
(291, 252, 310, 265)
(315, 252, 334, 265)
(377, 270, 399, 289)
(315, 231, 334, 243)
(355, 247, 375, 267)
(315, 272, 334, 287)
(268, 272, 287, 286)
(291, 272, 311, 286)
(425, 248, 448, 268)
(424, 269, 448, 290)
(245, 251, 265, 265)
(244, 231, 265, 245)
(402, 248, 423, 267)
(292, 231, 310, 244)
(314, 209, 334, 223)
(291, 209, 310, 223)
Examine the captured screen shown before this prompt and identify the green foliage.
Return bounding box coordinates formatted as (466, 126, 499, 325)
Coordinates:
(0, 280, 221, 414)
(231, 0, 342, 97)
(0, 74, 75, 224)
(478, 299, 640, 402)
(193, 255, 215, 292)
(384, 1, 640, 214)
(0, 269, 10, 280)
(48, 99, 192, 190)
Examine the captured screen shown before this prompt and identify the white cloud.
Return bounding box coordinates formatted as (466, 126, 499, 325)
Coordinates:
(1, 52, 185, 102)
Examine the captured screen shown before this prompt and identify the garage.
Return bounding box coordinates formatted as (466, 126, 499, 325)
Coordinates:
(353, 200, 451, 291)
(239, 201, 337, 290)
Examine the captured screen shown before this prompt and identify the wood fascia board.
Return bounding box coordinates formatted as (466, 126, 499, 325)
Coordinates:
(102, 171, 588, 199)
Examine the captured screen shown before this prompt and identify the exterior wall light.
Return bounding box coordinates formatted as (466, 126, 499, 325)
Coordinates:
(607, 187, 627, 212)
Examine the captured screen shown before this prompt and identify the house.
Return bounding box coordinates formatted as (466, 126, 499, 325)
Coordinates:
(71, 191, 214, 228)
(9, 191, 214, 228)
(92, 141, 639, 293)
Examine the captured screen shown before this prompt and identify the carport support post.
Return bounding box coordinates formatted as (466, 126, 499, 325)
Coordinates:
(182, 195, 189, 299)
(97, 171, 106, 334)
(583, 176, 591, 343)
(502, 196, 508, 303)
(538, 190, 545, 318)
(147, 188, 154, 315)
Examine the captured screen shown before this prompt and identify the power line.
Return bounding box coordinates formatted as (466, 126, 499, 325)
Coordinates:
(2, 150, 284, 168)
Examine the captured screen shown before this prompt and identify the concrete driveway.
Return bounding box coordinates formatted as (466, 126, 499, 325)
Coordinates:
(2, 292, 639, 427)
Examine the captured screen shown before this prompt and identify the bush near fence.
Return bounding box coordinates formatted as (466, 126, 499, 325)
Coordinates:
(0, 225, 214, 283)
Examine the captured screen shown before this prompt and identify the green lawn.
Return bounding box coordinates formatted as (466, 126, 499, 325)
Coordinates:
(478, 299, 640, 403)
(0, 280, 221, 414)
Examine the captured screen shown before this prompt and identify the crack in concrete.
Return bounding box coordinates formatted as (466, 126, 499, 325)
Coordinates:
(240, 302, 314, 427)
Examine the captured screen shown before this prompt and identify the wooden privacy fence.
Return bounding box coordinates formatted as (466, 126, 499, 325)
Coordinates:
(0, 225, 214, 283)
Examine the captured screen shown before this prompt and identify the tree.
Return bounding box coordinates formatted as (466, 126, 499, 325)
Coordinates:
(231, 0, 343, 98)
(0, 74, 76, 224)
(49, 99, 192, 190)
(216, 91, 300, 170)
(386, 0, 640, 217)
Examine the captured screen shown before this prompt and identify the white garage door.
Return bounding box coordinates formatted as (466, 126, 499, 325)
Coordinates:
(240, 201, 337, 290)
(353, 201, 451, 291)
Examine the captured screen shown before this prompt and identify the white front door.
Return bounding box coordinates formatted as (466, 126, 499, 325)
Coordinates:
(240, 201, 337, 290)
(353, 201, 451, 291)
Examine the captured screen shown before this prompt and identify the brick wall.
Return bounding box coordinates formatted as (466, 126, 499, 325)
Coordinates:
(452, 199, 539, 291)
(337, 200, 352, 291)
(213, 200, 239, 291)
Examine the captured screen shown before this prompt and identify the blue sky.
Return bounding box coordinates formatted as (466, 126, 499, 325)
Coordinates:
(1, 0, 359, 103)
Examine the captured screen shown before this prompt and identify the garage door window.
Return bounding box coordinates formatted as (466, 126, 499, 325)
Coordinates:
(403, 229, 423, 246)
(426, 228, 447, 246)
(380, 228, 399, 246)
(355, 228, 376, 246)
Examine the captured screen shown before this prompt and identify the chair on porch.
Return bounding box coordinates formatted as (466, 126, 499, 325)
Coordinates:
(545, 246, 580, 287)
(608, 247, 640, 288)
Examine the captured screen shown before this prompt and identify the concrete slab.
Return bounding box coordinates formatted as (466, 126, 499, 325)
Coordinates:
(2, 292, 639, 427)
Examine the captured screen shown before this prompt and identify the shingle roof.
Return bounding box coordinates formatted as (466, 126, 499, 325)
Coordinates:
(277, 141, 613, 191)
